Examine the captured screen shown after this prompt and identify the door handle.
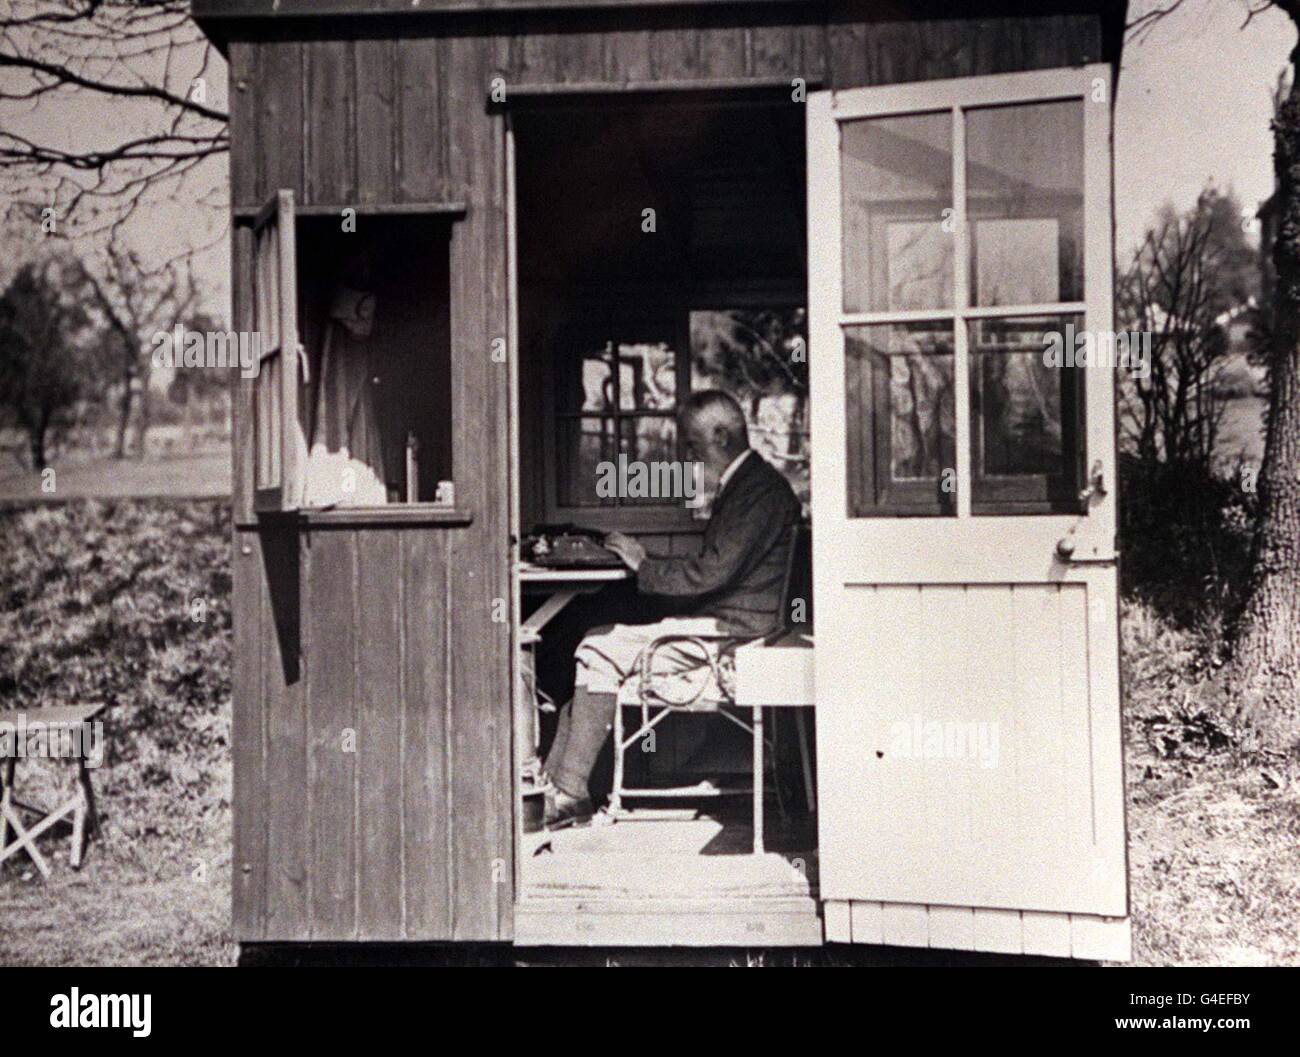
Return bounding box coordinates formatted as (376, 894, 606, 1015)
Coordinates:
(1078, 460, 1106, 505)
(1056, 535, 1116, 563)
(1058, 460, 1113, 563)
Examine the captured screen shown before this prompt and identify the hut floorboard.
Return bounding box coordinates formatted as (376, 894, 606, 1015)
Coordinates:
(521, 812, 818, 902)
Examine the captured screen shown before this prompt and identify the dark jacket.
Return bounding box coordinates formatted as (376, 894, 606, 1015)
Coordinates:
(636, 450, 801, 635)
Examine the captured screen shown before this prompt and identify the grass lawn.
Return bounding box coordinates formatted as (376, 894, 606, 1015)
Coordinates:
(0, 835, 233, 966)
(0, 499, 1297, 966)
(0, 449, 229, 504)
(1215, 395, 1269, 470)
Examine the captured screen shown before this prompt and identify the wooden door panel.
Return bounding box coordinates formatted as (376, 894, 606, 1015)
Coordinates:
(818, 580, 1124, 916)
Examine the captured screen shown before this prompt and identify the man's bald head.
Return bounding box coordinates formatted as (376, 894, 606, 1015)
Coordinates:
(680, 390, 750, 484)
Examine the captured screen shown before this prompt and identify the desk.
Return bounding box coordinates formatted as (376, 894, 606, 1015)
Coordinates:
(518, 564, 630, 635)
(515, 564, 630, 790)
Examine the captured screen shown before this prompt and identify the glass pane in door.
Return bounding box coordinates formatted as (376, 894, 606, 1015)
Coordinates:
(840, 111, 954, 313)
(965, 100, 1084, 307)
(968, 315, 1084, 513)
(845, 322, 955, 517)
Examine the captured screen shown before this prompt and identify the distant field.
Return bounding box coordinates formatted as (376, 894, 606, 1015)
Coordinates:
(0, 422, 231, 504)
(0, 449, 230, 503)
(1216, 396, 1268, 468)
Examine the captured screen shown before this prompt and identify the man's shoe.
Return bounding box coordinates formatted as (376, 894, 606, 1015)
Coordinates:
(544, 788, 594, 831)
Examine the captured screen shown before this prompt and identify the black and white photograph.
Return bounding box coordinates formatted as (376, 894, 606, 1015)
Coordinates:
(0, 0, 1297, 1012)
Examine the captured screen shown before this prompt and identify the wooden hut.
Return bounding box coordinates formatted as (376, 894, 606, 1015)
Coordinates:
(195, 0, 1133, 958)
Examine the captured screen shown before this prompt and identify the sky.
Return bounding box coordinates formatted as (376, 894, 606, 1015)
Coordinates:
(1115, 0, 1294, 257)
(0, 1, 1296, 322)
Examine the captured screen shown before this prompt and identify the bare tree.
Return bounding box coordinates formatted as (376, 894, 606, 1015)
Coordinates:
(1131, 0, 1300, 749)
(0, 1, 227, 237)
(167, 307, 232, 440)
(1119, 188, 1257, 470)
(78, 244, 199, 458)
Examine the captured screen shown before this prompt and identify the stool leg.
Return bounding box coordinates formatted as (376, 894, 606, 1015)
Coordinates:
(0, 756, 14, 854)
(70, 791, 85, 869)
(752, 707, 763, 855)
(71, 758, 94, 869)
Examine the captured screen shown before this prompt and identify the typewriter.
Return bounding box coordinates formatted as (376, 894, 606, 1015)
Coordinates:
(522, 525, 625, 569)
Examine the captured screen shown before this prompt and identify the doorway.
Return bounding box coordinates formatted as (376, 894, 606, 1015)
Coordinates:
(507, 93, 820, 943)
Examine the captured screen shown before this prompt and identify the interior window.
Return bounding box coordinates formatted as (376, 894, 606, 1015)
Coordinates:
(554, 327, 682, 508)
(550, 308, 810, 513)
(690, 308, 809, 509)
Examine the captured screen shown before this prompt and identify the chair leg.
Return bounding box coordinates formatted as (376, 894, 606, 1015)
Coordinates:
(0, 798, 53, 880)
(769, 710, 789, 824)
(795, 708, 816, 813)
(610, 700, 624, 816)
(752, 706, 764, 855)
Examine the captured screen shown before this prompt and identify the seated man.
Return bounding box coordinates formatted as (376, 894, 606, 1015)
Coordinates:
(543, 389, 801, 830)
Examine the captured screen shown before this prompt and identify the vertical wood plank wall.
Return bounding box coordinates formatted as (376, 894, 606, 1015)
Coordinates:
(226, 8, 1106, 943)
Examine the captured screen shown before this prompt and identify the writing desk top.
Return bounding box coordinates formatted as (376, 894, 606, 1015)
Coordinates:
(516, 563, 630, 583)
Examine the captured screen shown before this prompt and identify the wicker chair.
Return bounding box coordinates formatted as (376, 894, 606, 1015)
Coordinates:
(608, 522, 812, 852)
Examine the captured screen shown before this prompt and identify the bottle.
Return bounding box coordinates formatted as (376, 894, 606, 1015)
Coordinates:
(405, 431, 420, 503)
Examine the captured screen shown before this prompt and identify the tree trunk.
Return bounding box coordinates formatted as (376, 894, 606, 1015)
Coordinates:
(28, 430, 46, 473)
(1226, 38, 1300, 752)
(135, 381, 151, 461)
(114, 383, 133, 459)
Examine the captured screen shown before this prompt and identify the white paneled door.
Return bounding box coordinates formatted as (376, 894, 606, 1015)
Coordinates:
(807, 67, 1130, 959)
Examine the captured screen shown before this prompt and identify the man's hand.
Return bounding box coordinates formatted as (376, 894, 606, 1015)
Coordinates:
(604, 531, 646, 572)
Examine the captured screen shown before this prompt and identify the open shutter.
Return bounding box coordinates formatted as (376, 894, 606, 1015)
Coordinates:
(252, 189, 304, 511)
(808, 67, 1130, 960)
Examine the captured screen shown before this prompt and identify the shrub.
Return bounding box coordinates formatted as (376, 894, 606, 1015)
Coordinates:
(0, 499, 231, 859)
